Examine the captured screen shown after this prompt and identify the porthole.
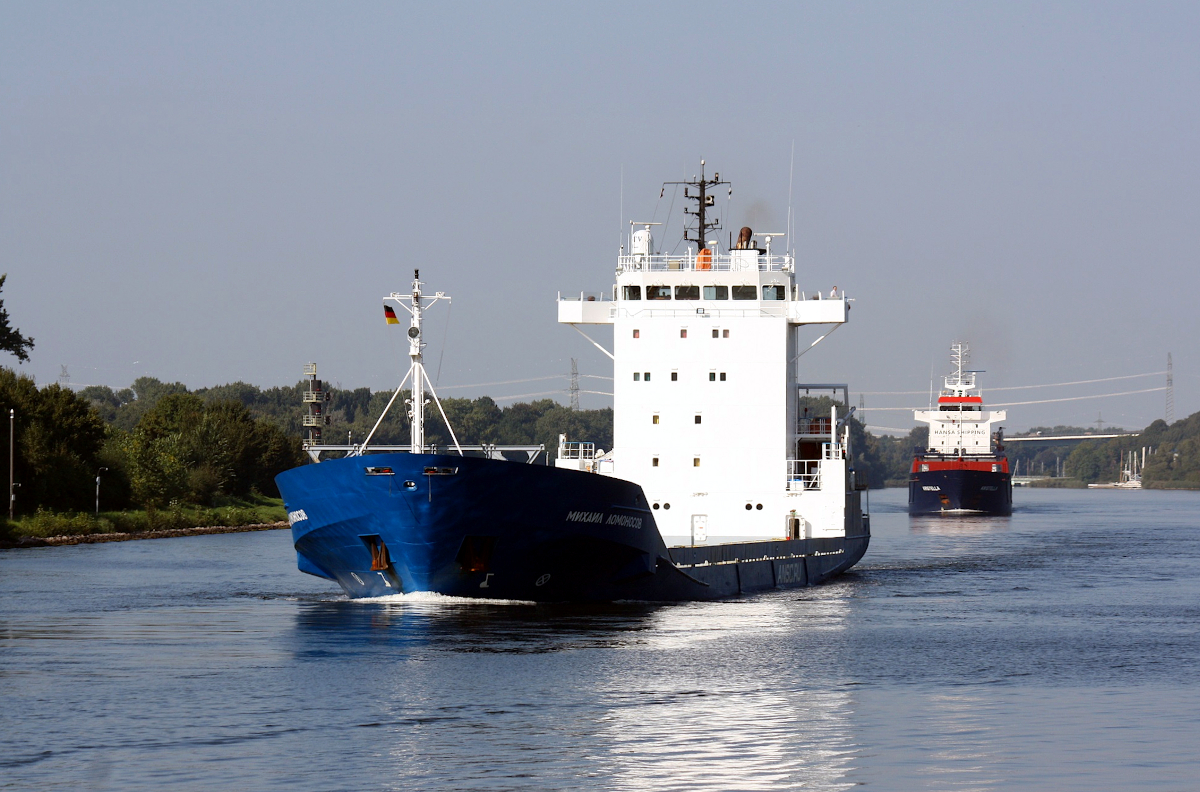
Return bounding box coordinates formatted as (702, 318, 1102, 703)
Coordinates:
(652, 503, 660, 510)
(755, 503, 763, 510)
(745, 503, 753, 511)
(403, 480, 417, 491)
(663, 503, 671, 510)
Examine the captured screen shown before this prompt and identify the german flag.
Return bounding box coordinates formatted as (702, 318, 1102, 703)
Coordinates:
(384, 305, 400, 325)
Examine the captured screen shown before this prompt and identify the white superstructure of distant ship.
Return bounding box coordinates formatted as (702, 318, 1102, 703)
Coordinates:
(909, 342, 1012, 514)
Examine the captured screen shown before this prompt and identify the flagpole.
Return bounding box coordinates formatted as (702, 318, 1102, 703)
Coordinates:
(9, 408, 14, 521)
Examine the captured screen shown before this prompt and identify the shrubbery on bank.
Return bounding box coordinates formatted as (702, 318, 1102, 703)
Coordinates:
(1, 368, 304, 521)
(4, 494, 286, 539)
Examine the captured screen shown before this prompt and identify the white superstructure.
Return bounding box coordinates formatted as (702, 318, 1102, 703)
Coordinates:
(913, 342, 1006, 456)
(557, 163, 858, 545)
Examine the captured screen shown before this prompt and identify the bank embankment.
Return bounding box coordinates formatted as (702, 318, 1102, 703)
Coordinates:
(1, 521, 289, 549)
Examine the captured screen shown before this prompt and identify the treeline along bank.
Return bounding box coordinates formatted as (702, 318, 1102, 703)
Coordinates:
(3, 371, 1198, 521)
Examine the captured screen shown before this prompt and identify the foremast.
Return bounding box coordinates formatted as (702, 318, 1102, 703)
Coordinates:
(355, 270, 463, 456)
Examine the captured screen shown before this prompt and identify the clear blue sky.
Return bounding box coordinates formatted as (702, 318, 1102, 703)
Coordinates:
(3, 1, 1197, 431)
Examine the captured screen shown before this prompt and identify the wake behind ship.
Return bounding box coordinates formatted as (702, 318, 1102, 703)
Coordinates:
(276, 162, 869, 601)
(909, 343, 1012, 514)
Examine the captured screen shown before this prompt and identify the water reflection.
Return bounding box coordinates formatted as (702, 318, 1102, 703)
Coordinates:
(909, 512, 1011, 536)
(592, 596, 858, 791)
(291, 597, 665, 654)
(284, 593, 863, 790)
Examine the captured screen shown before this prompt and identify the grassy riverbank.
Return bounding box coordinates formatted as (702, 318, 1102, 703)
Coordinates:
(1, 493, 287, 543)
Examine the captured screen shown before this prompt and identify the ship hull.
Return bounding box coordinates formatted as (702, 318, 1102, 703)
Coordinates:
(276, 453, 869, 602)
(909, 468, 1012, 514)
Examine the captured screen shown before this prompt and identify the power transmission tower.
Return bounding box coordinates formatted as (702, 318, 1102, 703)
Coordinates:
(858, 394, 866, 428)
(1093, 412, 1106, 432)
(569, 358, 580, 411)
(58, 365, 71, 388)
(1166, 352, 1174, 425)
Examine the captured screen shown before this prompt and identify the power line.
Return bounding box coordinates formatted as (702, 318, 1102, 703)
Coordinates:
(990, 386, 1167, 407)
(865, 386, 1168, 411)
(437, 375, 565, 390)
(987, 372, 1167, 392)
(859, 372, 1166, 396)
(489, 390, 568, 402)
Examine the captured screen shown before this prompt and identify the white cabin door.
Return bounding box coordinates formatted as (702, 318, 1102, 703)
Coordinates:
(691, 514, 708, 545)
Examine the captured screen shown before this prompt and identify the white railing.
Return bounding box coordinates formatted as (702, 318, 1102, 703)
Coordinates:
(797, 418, 833, 437)
(617, 306, 788, 319)
(787, 460, 821, 491)
(558, 441, 596, 460)
(618, 253, 793, 273)
(786, 444, 843, 491)
(558, 292, 612, 302)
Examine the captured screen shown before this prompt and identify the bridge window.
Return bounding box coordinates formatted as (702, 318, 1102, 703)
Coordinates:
(693, 457, 701, 467)
(712, 328, 719, 338)
(647, 285, 672, 300)
(671, 371, 678, 381)
(644, 372, 651, 381)
(723, 329, 729, 338)
(675, 285, 700, 300)
(732, 285, 757, 300)
(703, 285, 728, 300)
(652, 414, 660, 425)
(652, 456, 659, 467)
(762, 285, 785, 300)
(622, 285, 641, 300)
(633, 329, 640, 338)
(680, 328, 688, 338)
(633, 372, 640, 381)
(694, 415, 702, 424)
(720, 372, 727, 381)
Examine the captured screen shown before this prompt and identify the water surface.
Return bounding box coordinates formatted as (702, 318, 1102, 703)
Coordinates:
(2, 488, 1198, 791)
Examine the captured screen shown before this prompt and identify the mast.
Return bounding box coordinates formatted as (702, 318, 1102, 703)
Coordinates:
(358, 270, 462, 456)
(408, 271, 425, 452)
(665, 159, 730, 251)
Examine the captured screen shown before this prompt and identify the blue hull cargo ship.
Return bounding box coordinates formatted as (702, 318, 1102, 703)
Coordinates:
(276, 164, 869, 601)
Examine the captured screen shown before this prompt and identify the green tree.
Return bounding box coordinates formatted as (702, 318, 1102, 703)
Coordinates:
(0, 275, 34, 362)
(0, 371, 107, 513)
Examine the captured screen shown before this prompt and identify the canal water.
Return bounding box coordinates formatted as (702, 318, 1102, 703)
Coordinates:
(2, 488, 1198, 791)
